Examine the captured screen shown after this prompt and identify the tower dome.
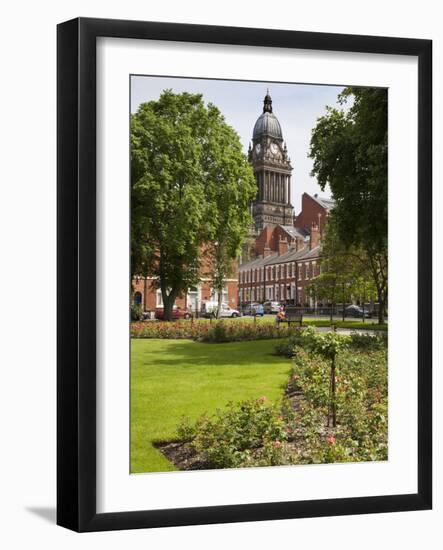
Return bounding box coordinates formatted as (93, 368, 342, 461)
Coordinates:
(252, 92, 283, 141)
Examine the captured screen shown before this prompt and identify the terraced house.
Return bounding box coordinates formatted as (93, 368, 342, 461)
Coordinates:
(239, 93, 334, 308)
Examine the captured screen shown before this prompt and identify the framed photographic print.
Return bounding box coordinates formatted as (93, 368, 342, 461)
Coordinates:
(57, 17, 432, 532)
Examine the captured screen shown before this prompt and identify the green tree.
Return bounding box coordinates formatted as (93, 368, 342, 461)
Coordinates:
(203, 123, 256, 317)
(309, 87, 388, 323)
(314, 214, 377, 321)
(131, 90, 255, 320)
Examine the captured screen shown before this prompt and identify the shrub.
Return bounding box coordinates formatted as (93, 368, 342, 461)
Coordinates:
(274, 329, 305, 357)
(176, 398, 291, 469)
(209, 322, 229, 343)
(349, 331, 387, 351)
(131, 304, 143, 321)
(288, 346, 388, 463)
(199, 321, 291, 343)
(131, 319, 293, 342)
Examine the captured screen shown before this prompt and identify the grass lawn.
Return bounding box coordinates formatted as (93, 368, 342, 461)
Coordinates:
(131, 338, 291, 473)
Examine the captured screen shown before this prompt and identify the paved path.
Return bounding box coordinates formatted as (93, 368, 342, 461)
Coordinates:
(315, 326, 387, 335)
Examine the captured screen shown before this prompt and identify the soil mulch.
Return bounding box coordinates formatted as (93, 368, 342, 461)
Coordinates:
(154, 440, 211, 471)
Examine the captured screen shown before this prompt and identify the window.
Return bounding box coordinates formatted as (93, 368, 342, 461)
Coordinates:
(211, 287, 228, 304)
(156, 289, 163, 307)
(187, 286, 199, 311)
(134, 291, 142, 306)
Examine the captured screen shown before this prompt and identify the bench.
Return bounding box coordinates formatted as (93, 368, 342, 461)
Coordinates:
(278, 306, 303, 327)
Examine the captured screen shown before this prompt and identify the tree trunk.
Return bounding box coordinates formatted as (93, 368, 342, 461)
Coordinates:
(331, 356, 337, 427)
(377, 287, 385, 324)
(162, 289, 177, 321)
(362, 288, 366, 323)
(216, 288, 223, 319)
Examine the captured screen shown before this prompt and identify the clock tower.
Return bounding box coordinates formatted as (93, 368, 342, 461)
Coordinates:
(248, 92, 294, 233)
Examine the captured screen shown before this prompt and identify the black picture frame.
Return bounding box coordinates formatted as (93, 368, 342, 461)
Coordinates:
(57, 17, 432, 532)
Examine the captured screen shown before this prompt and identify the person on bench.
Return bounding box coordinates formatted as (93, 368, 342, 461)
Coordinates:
(275, 305, 286, 327)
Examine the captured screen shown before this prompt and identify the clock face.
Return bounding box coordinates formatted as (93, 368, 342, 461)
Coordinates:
(270, 142, 279, 154)
(254, 143, 261, 154)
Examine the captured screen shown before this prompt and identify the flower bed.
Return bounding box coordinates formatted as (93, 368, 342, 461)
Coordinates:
(131, 320, 293, 342)
(131, 321, 208, 340)
(164, 333, 387, 469)
(287, 345, 388, 464)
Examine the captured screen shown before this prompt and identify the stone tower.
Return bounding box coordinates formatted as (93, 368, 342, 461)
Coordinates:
(248, 92, 294, 234)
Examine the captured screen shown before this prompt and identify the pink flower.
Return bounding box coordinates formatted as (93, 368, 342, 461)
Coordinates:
(326, 435, 336, 445)
(258, 396, 268, 402)
(273, 440, 282, 448)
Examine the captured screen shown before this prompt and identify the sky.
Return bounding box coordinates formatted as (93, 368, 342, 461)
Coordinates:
(131, 76, 345, 213)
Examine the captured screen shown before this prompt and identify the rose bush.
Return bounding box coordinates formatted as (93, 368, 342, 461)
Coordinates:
(287, 344, 388, 464)
(176, 398, 291, 469)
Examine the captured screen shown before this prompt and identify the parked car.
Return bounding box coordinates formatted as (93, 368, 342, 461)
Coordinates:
(201, 301, 240, 318)
(251, 303, 264, 316)
(242, 303, 264, 316)
(263, 301, 281, 314)
(155, 306, 192, 320)
(344, 305, 371, 318)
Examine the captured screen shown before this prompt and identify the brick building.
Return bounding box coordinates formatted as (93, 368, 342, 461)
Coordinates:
(132, 249, 239, 313)
(132, 276, 238, 313)
(238, 222, 323, 307)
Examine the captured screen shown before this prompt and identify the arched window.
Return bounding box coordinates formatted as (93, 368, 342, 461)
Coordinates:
(134, 291, 142, 306)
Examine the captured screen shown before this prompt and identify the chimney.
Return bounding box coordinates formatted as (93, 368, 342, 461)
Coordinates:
(278, 237, 289, 256)
(263, 245, 273, 258)
(310, 222, 321, 250)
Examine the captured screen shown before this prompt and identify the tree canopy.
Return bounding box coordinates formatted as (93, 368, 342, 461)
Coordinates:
(308, 213, 377, 321)
(131, 90, 256, 320)
(309, 87, 388, 322)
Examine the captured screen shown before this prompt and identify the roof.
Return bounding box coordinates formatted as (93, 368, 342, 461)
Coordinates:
(252, 111, 283, 140)
(311, 194, 335, 211)
(239, 253, 278, 271)
(266, 245, 322, 265)
(239, 245, 321, 270)
(252, 92, 283, 140)
(280, 225, 309, 240)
